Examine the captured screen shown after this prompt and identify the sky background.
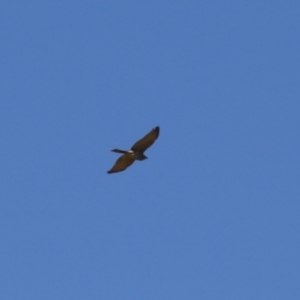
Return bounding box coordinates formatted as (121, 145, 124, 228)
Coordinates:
(1, 1, 300, 299)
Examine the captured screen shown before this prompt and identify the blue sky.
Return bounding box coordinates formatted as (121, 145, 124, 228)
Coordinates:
(1, 1, 299, 299)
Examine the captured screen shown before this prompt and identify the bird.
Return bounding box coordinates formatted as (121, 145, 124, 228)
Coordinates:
(107, 126, 160, 174)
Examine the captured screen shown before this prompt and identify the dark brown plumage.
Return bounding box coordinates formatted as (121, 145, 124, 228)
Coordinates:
(107, 126, 160, 174)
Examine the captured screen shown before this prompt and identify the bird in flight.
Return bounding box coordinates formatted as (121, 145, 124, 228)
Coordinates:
(107, 126, 160, 174)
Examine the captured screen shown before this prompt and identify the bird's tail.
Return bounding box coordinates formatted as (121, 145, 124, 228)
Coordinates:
(111, 149, 128, 154)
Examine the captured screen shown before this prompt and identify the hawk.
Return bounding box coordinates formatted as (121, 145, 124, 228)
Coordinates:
(107, 126, 160, 174)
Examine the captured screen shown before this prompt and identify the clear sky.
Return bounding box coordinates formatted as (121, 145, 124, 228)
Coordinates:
(1, 1, 299, 299)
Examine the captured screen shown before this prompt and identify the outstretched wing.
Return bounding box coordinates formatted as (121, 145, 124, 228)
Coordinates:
(131, 126, 160, 153)
(107, 153, 135, 174)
